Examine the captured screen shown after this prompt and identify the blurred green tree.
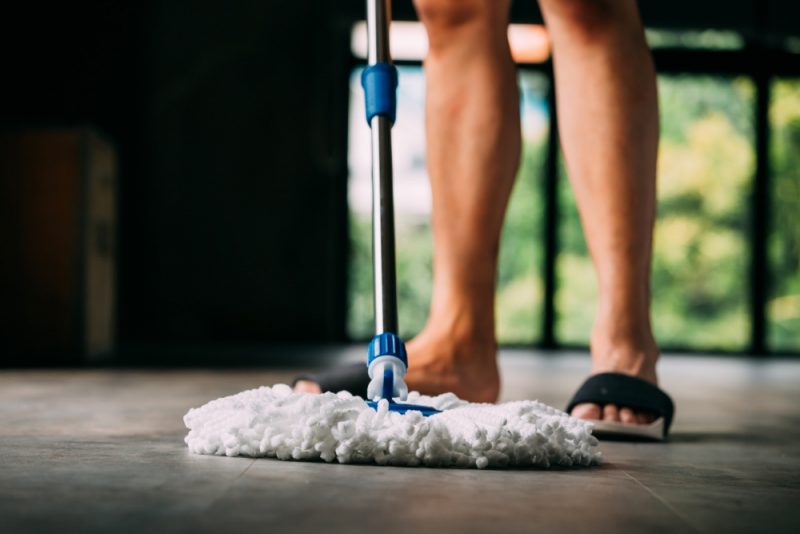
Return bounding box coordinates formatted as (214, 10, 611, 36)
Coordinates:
(768, 80, 800, 350)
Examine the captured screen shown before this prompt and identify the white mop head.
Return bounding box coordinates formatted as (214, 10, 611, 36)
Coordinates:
(184, 385, 602, 469)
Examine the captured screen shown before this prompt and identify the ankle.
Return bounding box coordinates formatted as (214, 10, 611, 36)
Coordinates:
(426, 315, 497, 349)
(421, 303, 497, 358)
(590, 315, 659, 383)
(428, 279, 496, 337)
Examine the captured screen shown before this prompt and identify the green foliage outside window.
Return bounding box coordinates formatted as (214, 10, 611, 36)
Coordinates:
(768, 80, 800, 351)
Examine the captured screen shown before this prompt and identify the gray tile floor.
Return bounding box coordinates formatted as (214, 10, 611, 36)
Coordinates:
(1, 349, 799, 533)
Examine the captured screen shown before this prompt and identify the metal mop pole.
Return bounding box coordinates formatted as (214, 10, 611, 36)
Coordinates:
(361, 0, 439, 415)
(366, 0, 398, 337)
(362, 0, 412, 405)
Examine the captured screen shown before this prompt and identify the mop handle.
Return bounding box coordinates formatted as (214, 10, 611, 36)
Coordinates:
(363, 0, 410, 402)
(363, 0, 398, 336)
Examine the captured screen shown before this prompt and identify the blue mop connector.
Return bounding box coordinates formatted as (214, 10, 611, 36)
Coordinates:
(366, 332, 408, 401)
(361, 63, 398, 125)
(365, 333, 440, 417)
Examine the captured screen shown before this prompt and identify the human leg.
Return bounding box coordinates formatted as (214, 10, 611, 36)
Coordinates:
(538, 0, 660, 424)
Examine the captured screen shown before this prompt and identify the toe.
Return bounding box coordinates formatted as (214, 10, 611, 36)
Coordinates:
(603, 404, 620, 422)
(619, 407, 637, 424)
(571, 403, 602, 420)
(293, 380, 322, 394)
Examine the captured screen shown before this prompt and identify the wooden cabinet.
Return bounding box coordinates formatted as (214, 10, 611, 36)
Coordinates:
(0, 128, 116, 365)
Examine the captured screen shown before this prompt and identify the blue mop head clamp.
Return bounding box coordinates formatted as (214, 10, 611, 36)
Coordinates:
(367, 331, 408, 367)
(365, 333, 440, 417)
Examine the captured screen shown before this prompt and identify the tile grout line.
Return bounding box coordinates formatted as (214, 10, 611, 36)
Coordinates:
(623, 470, 705, 534)
(197, 459, 257, 514)
(233, 459, 256, 482)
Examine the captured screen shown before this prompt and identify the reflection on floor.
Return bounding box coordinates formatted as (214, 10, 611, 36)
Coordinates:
(1, 350, 798, 533)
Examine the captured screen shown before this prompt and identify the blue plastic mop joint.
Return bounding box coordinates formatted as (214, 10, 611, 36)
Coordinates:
(361, 63, 398, 125)
(365, 333, 440, 417)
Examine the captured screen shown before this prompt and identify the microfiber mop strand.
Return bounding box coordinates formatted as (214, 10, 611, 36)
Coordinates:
(184, 385, 602, 469)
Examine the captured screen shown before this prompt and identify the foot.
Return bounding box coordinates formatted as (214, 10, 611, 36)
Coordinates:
(294, 325, 500, 403)
(570, 323, 660, 425)
(403, 325, 499, 403)
(293, 379, 323, 394)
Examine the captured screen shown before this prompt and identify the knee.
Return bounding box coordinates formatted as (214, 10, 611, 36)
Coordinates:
(413, 0, 507, 44)
(538, 0, 635, 36)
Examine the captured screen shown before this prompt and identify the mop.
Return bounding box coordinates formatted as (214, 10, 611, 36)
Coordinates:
(184, 0, 602, 468)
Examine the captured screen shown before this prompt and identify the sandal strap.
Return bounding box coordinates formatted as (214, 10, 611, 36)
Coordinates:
(566, 372, 675, 436)
(293, 362, 370, 397)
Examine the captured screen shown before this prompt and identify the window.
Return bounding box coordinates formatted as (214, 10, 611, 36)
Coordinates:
(345, 22, 799, 355)
(768, 79, 800, 351)
(645, 29, 744, 50)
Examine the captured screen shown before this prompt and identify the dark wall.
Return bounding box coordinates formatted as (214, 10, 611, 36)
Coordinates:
(124, 2, 352, 344)
(1, 1, 354, 350)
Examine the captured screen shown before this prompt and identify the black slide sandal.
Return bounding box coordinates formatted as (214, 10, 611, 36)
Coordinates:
(292, 362, 370, 397)
(566, 373, 675, 441)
